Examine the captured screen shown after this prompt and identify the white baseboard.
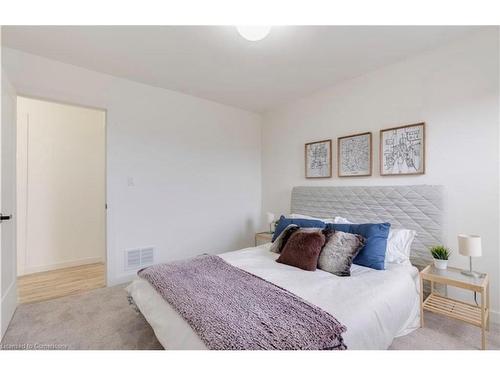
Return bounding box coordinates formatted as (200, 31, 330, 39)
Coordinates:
(1, 281, 18, 340)
(19, 256, 105, 276)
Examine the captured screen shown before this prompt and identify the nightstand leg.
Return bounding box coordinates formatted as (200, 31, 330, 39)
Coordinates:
(486, 282, 490, 331)
(481, 289, 486, 350)
(420, 275, 424, 328)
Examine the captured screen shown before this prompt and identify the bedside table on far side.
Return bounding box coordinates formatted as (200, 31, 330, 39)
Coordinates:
(255, 232, 273, 246)
(420, 265, 490, 349)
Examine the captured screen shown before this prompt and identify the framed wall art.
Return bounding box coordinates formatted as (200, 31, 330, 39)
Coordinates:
(380, 122, 425, 176)
(305, 139, 332, 178)
(337, 132, 372, 177)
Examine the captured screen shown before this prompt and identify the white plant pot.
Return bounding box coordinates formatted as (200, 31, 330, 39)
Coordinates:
(434, 259, 448, 270)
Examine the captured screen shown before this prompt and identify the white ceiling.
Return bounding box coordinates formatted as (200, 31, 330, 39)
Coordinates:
(2, 26, 483, 112)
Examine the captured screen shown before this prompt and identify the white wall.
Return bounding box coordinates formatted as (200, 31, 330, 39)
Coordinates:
(2, 47, 262, 286)
(17, 97, 106, 275)
(262, 29, 500, 317)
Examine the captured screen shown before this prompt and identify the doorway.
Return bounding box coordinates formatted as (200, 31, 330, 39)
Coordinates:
(16, 96, 106, 303)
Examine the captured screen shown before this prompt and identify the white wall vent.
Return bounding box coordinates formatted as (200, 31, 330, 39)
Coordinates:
(125, 247, 155, 271)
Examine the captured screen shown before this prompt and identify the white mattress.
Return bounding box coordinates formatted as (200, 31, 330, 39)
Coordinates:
(127, 244, 420, 350)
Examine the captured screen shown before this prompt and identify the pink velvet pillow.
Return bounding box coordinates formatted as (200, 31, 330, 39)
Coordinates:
(276, 229, 326, 271)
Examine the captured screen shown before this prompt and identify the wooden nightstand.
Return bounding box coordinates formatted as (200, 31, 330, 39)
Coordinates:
(255, 232, 273, 246)
(420, 265, 490, 349)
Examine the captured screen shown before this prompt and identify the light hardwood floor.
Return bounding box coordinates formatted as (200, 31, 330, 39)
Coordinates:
(17, 263, 106, 304)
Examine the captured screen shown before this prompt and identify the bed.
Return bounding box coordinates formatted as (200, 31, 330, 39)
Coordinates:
(127, 185, 443, 350)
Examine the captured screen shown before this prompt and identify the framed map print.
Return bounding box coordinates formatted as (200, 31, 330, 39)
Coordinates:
(380, 122, 425, 176)
(305, 139, 332, 178)
(337, 132, 372, 177)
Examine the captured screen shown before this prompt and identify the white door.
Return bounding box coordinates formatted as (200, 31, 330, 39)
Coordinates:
(1, 69, 17, 339)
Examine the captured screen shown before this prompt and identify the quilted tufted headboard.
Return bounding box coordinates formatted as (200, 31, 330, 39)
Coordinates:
(290, 185, 443, 268)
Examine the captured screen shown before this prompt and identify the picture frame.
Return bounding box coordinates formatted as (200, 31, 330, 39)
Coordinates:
(305, 139, 332, 178)
(337, 132, 372, 177)
(380, 122, 425, 176)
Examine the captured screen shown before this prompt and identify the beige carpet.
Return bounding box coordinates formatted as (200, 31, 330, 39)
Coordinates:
(1, 284, 162, 350)
(1, 284, 498, 350)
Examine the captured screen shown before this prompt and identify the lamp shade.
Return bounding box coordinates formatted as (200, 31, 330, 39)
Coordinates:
(266, 212, 275, 224)
(458, 234, 482, 257)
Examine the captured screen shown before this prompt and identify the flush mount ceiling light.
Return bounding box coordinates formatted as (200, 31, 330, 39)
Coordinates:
(236, 26, 271, 41)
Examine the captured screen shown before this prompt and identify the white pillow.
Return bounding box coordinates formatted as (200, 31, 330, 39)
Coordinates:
(333, 216, 416, 265)
(334, 216, 352, 224)
(385, 228, 416, 265)
(288, 213, 335, 224)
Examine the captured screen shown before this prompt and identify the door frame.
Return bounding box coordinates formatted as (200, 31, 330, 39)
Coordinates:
(15, 94, 109, 286)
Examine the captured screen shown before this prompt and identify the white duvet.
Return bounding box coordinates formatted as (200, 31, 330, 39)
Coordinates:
(127, 244, 420, 350)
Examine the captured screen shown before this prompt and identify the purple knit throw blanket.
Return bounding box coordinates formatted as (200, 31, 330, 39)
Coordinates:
(138, 255, 347, 350)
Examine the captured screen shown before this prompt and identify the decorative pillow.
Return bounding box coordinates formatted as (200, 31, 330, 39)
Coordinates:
(272, 215, 326, 242)
(288, 213, 335, 224)
(327, 223, 391, 270)
(276, 229, 326, 271)
(318, 230, 365, 276)
(335, 216, 415, 266)
(269, 224, 299, 253)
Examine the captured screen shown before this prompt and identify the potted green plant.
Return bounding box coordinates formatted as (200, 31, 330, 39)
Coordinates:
(430, 245, 451, 270)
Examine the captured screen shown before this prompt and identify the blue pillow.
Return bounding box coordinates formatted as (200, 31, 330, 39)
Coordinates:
(327, 223, 391, 270)
(272, 215, 326, 242)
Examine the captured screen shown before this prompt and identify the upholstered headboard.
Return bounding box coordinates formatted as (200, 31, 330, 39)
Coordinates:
(290, 185, 443, 268)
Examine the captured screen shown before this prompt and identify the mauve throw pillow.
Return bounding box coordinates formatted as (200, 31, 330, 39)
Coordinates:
(276, 229, 326, 271)
(318, 230, 365, 276)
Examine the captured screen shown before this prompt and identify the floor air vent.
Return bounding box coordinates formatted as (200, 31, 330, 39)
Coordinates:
(125, 247, 155, 270)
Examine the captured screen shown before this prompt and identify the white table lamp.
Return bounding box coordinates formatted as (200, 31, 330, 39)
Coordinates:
(458, 234, 482, 278)
(266, 212, 275, 234)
